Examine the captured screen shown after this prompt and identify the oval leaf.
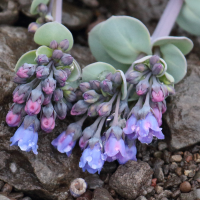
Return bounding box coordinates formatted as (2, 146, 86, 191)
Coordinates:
(177, 4, 200, 36)
(30, 0, 49, 15)
(160, 43, 187, 84)
(15, 50, 37, 72)
(82, 62, 116, 82)
(88, 22, 130, 72)
(152, 36, 193, 55)
(185, 0, 200, 18)
(99, 16, 152, 64)
(34, 22, 74, 50)
(36, 46, 53, 58)
(116, 70, 127, 100)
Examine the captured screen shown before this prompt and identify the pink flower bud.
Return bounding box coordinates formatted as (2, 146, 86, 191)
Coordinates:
(41, 114, 55, 133)
(25, 99, 42, 116)
(28, 22, 41, 33)
(42, 77, 56, 94)
(36, 66, 49, 79)
(16, 63, 36, 78)
(151, 90, 164, 102)
(43, 93, 52, 105)
(50, 40, 58, 49)
(6, 111, 21, 127)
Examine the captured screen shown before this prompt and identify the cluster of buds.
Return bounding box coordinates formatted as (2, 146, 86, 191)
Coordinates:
(124, 55, 175, 144)
(28, 2, 54, 33)
(71, 71, 123, 117)
(6, 39, 75, 154)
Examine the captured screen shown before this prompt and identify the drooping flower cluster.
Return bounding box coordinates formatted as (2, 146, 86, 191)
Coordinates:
(6, 39, 76, 153)
(124, 55, 175, 144)
(28, 2, 54, 33)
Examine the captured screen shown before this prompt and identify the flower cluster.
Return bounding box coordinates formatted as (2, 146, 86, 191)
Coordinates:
(28, 2, 54, 33)
(124, 55, 175, 144)
(6, 39, 75, 153)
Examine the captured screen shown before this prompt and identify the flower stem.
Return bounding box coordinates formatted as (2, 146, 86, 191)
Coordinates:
(52, 0, 63, 23)
(93, 117, 106, 138)
(151, 0, 183, 42)
(90, 116, 102, 130)
(113, 92, 121, 126)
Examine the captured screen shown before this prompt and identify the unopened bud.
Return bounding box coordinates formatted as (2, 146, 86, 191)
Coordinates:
(60, 54, 73, 66)
(16, 63, 36, 79)
(126, 70, 143, 85)
(42, 77, 56, 94)
(54, 99, 67, 120)
(28, 22, 41, 33)
(152, 63, 164, 75)
(105, 72, 113, 80)
(64, 90, 76, 102)
(50, 40, 58, 49)
(87, 101, 102, 117)
(37, 3, 48, 14)
(43, 93, 52, 105)
(96, 102, 112, 117)
(12, 75, 27, 84)
(134, 63, 149, 72)
(36, 66, 49, 79)
(71, 100, 89, 115)
(89, 80, 101, 92)
(100, 79, 113, 95)
(138, 104, 151, 119)
(58, 39, 69, 52)
(36, 54, 49, 65)
(79, 82, 91, 93)
(53, 68, 69, 87)
(149, 55, 160, 68)
(111, 72, 122, 85)
(52, 50, 63, 61)
(53, 89, 63, 102)
(136, 73, 151, 95)
(151, 77, 164, 102)
(83, 90, 101, 104)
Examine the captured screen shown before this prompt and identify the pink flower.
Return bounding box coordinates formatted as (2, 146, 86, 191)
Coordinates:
(41, 114, 55, 133)
(6, 111, 21, 127)
(25, 98, 42, 116)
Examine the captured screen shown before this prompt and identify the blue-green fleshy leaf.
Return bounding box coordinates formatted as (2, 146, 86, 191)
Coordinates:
(34, 22, 74, 50)
(36, 46, 53, 58)
(88, 22, 130, 72)
(160, 43, 187, 84)
(152, 36, 193, 55)
(30, 0, 49, 15)
(99, 16, 152, 64)
(177, 3, 200, 36)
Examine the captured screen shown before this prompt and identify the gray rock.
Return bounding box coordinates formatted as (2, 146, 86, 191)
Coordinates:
(0, 26, 96, 200)
(0, 193, 15, 200)
(154, 167, 164, 182)
(155, 190, 172, 200)
(62, 1, 93, 30)
(180, 189, 200, 200)
(136, 196, 147, 200)
(163, 61, 200, 150)
(158, 142, 168, 151)
(0, 26, 38, 104)
(164, 175, 181, 189)
(0, 0, 19, 25)
(85, 174, 104, 190)
(109, 161, 153, 199)
(92, 188, 114, 200)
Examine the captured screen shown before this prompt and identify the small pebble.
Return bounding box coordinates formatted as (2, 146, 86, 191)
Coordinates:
(184, 170, 193, 176)
(175, 167, 182, 176)
(180, 181, 191, 193)
(22, 197, 32, 200)
(158, 142, 168, 151)
(172, 189, 181, 198)
(163, 150, 171, 164)
(170, 155, 182, 162)
(1, 183, 12, 194)
(155, 185, 163, 194)
(151, 178, 157, 187)
(154, 151, 163, 158)
(194, 153, 200, 163)
(0, 181, 4, 190)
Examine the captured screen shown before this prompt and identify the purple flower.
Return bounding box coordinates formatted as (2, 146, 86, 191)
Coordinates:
(104, 133, 126, 163)
(136, 113, 164, 144)
(79, 142, 106, 174)
(51, 131, 76, 156)
(117, 140, 137, 164)
(123, 114, 137, 135)
(10, 123, 38, 154)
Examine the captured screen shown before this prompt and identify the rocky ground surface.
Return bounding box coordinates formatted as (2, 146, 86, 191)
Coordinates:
(1, 0, 200, 200)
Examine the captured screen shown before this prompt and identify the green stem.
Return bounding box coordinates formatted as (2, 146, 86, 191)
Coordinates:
(113, 92, 121, 126)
